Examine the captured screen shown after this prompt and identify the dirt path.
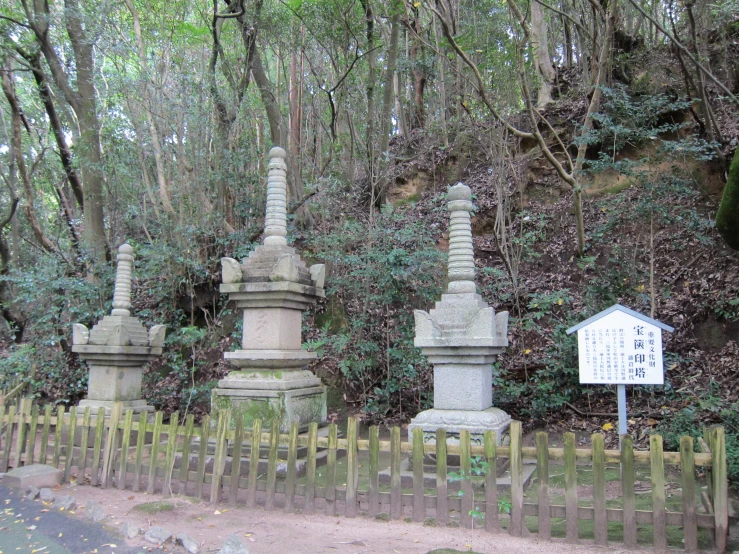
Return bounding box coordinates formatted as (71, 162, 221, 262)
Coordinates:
(63, 484, 637, 554)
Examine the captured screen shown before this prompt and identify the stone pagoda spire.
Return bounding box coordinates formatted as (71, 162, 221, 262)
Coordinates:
(408, 183, 510, 444)
(72, 244, 166, 414)
(215, 147, 326, 433)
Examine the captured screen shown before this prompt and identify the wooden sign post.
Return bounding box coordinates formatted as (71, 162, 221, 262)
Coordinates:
(566, 305, 673, 443)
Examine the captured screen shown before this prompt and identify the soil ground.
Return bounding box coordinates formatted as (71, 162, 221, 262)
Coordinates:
(63, 483, 636, 554)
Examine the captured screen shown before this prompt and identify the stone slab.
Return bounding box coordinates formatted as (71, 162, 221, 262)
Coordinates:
(3, 464, 63, 490)
(432, 364, 492, 410)
(242, 308, 301, 350)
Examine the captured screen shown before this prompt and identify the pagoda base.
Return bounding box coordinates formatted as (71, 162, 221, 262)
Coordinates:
(407, 407, 511, 446)
(211, 370, 326, 433)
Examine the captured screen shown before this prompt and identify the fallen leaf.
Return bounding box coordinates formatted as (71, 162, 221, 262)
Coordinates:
(602, 423, 614, 431)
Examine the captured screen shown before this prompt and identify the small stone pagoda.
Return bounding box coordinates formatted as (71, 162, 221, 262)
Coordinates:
(213, 147, 326, 433)
(408, 183, 510, 444)
(72, 244, 165, 414)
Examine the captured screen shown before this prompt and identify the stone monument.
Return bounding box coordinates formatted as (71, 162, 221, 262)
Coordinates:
(408, 183, 510, 444)
(72, 244, 165, 414)
(213, 147, 326, 433)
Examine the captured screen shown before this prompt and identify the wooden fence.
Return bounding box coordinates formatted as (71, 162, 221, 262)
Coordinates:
(0, 398, 729, 553)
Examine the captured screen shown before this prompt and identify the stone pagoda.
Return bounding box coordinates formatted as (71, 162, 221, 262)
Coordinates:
(72, 244, 165, 414)
(213, 147, 326, 433)
(408, 183, 510, 444)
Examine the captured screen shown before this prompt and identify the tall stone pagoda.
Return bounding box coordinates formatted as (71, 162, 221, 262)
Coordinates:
(213, 147, 326, 433)
(72, 244, 165, 414)
(408, 183, 510, 444)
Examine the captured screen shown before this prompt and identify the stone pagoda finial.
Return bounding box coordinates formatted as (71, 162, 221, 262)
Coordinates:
(111, 243, 134, 316)
(264, 147, 288, 247)
(447, 183, 476, 294)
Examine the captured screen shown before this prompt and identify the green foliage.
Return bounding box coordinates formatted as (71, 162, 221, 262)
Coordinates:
(309, 204, 445, 420)
(658, 389, 739, 485)
(448, 456, 512, 520)
(716, 147, 739, 250)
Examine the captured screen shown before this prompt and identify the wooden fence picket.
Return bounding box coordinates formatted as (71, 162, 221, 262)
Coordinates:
(1, 405, 15, 472)
(650, 434, 667, 553)
(26, 404, 39, 466)
(711, 426, 728, 554)
(325, 423, 338, 515)
(436, 428, 448, 526)
(195, 414, 210, 500)
(78, 407, 91, 480)
(210, 410, 228, 504)
(102, 403, 122, 488)
(345, 418, 358, 517)
(564, 431, 578, 543)
(305, 422, 318, 514)
(246, 418, 261, 509)
(12, 398, 28, 469)
(368, 425, 380, 517)
(179, 414, 195, 495)
(460, 429, 473, 529)
(285, 422, 299, 513)
(229, 416, 245, 506)
(592, 433, 607, 546)
(118, 410, 134, 490)
(390, 426, 401, 519)
(620, 434, 637, 549)
(52, 405, 65, 468)
(132, 412, 148, 492)
(535, 431, 550, 539)
(508, 422, 524, 536)
(412, 427, 424, 522)
(163, 411, 179, 494)
(146, 410, 164, 494)
(90, 407, 105, 486)
(265, 420, 279, 510)
(39, 404, 52, 465)
(64, 405, 77, 483)
(680, 435, 698, 553)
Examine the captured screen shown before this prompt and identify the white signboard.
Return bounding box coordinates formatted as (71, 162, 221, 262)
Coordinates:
(575, 310, 664, 385)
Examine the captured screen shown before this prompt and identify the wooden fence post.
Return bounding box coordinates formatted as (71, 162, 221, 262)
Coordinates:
(1, 405, 15, 471)
(39, 404, 52, 465)
(78, 407, 91, 480)
(179, 414, 195, 495)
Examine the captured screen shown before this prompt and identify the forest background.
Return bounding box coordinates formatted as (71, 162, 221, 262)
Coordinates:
(1, 0, 739, 482)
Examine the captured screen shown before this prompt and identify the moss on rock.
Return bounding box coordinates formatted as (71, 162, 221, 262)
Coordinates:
(716, 147, 739, 250)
